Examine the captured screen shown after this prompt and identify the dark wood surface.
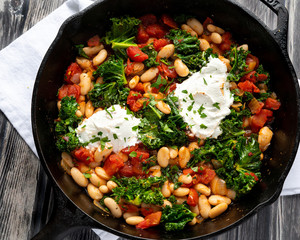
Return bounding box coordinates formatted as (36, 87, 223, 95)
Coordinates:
(0, 0, 299, 239)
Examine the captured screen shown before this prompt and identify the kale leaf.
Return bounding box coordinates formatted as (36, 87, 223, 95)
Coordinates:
(55, 96, 81, 152)
(88, 82, 129, 108)
(227, 46, 250, 81)
(111, 176, 166, 206)
(104, 16, 141, 59)
(141, 44, 159, 68)
(161, 204, 195, 231)
(93, 58, 127, 85)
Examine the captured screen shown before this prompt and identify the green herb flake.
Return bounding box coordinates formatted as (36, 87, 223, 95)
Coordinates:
(188, 93, 194, 100)
(182, 90, 188, 94)
(213, 102, 220, 110)
(200, 124, 207, 129)
(203, 78, 207, 85)
(113, 133, 118, 140)
(129, 151, 137, 157)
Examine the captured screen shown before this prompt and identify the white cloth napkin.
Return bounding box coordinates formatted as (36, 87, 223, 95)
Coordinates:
(0, 0, 298, 223)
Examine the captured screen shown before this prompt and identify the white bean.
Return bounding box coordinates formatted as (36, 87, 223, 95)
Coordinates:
(188, 217, 197, 225)
(60, 159, 71, 175)
(61, 152, 73, 168)
(95, 167, 111, 180)
(140, 67, 159, 82)
(78, 102, 86, 116)
(178, 174, 193, 185)
(57, 101, 61, 110)
(194, 183, 211, 196)
(226, 189, 236, 200)
(129, 75, 140, 89)
(199, 195, 211, 219)
(156, 101, 171, 114)
(168, 146, 178, 159)
(161, 181, 171, 198)
(126, 216, 145, 225)
(107, 180, 118, 191)
(83, 44, 104, 57)
(188, 141, 199, 152)
(79, 73, 92, 95)
(209, 203, 228, 218)
(76, 57, 93, 71)
(176, 196, 187, 204)
(190, 205, 200, 216)
(94, 143, 113, 163)
(87, 183, 103, 200)
(210, 32, 222, 44)
(237, 44, 249, 51)
(163, 200, 172, 208)
(258, 126, 273, 152)
(174, 58, 189, 77)
(173, 187, 190, 197)
(199, 38, 210, 51)
(70, 167, 88, 187)
(85, 100, 94, 118)
(104, 198, 122, 218)
(123, 211, 139, 220)
(210, 176, 228, 195)
(157, 44, 175, 59)
(178, 146, 191, 168)
(157, 147, 170, 167)
(93, 49, 107, 66)
(187, 18, 204, 35)
(90, 173, 106, 187)
(208, 195, 231, 205)
(181, 24, 198, 37)
(99, 185, 110, 194)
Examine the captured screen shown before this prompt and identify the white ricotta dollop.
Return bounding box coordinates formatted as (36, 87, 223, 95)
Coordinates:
(76, 105, 141, 152)
(174, 57, 233, 139)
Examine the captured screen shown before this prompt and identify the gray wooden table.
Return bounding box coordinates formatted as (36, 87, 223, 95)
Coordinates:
(0, 0, 299, 239)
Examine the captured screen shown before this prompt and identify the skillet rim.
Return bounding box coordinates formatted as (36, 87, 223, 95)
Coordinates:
(31, 0, 300, 239)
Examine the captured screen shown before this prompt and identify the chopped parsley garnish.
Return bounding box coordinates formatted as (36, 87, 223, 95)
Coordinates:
(115, 126, 120, 129)
(188, 93, 194, 100)
(113, 133, 118, 139)
(187, 101, 195, 111)
(129, 151, 137, 157)
(203, 78, 207, 85)
(132, 126, 138, 131)
(182, 90, 188, 94)
(83, 173, 91, 178)
(134, 53, 140, 57)
(105, 107, 113, 118)
(213, 102, 220, 110)
(151, 75, 167, 89)
(98, 131, 103, 136)
(100, 137, 110, 150)
(124, 117, 129, 121)
(200, 124, 207, 129)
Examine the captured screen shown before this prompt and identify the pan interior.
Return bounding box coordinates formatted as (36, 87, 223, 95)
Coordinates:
(32, 0, 299, 239)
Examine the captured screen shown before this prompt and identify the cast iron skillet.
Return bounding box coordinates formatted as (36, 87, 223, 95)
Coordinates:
(31, 0, 300, 239)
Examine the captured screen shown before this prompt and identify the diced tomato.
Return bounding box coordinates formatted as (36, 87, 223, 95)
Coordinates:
(257, 73, 268, 81)
(136, 211, 162, 229)
(120, 203, 139, 213)
(242, 71, 257, 83)
(140, 14, 157, 26)
(238, 80, 260, 93)
(130, 150, 150, 162)
(58, 84, 81, 101)
(166, 82, 177, 95)
(146, 24, 167, 38)
(137, 25, 150, 44)
(87, 35, 100, 47)
(103, 154, 124, 176)
(250, 109, 273, 132)
(181, 182, 194, 188)
(197, 168, 216, 185)
(203, 17, 214, 29)
(141, 207, 154, 217)
(119, 163, 135, 177)
(248, 98, 264, 114)
(161, 14, 178, 29)
(121, 144, 139, 154)
(219, 32, 232, 52)
(245, 172, 259, 181)
(158, 63, 177, 79)
(153, 38, 171, 51)
(133, 82, 145, 93)
(64, 63, 82, 84)
(125, 58, 134, 76)
(265, 98, 281, 110)
(127, 91, 144, 112)
(187, 189, 199, 207)
(127, 46, 149, 62)
(73, 147, 94, 164)
(183, 168, 195, 175)
(245, 54, 259, 71)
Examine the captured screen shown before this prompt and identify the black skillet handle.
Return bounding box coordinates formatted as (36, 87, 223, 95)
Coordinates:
(31, 185, 99, 240)
(259, 0, 289, 52)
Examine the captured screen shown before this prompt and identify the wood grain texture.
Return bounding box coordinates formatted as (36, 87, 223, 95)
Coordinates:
(0, 0, 299, 240)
